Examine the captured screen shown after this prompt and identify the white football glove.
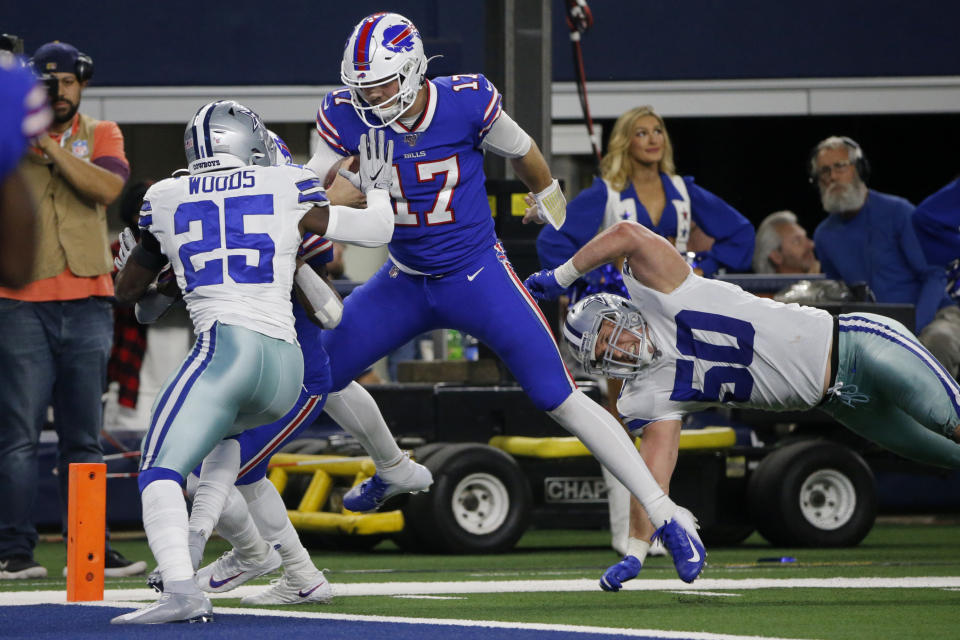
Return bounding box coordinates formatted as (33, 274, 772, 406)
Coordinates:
(114, 227, 136, 271)
(339, 128, 394, 194)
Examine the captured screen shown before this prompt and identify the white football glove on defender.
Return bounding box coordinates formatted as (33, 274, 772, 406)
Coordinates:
(114, 227, 136, 271)
(338, 128, 395, 194)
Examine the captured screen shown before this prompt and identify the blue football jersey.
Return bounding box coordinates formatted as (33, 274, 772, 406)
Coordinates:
(317, 74, 503, 274)
(0, 58, 52, 179)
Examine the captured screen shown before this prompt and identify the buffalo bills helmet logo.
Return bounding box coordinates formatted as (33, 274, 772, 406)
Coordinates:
(382, 23, 418, 53)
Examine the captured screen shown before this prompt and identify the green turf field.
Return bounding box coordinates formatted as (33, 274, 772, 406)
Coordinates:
(4, 520, 958, 639)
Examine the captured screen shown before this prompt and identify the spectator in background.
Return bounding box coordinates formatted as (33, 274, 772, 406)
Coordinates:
(811, 136, 960, 379)
(0, 41, 145, 579)
(752, 210, 820, 274)
(913, 177, 960, 296)
(537, 104, 754, 290)
(0, 52, 51, 289)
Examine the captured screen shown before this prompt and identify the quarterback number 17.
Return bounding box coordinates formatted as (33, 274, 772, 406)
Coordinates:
(174, 194, 275, 291)
(392, 155, 460, 227)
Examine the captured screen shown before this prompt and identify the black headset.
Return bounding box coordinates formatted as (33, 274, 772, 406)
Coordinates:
(808, 136, 870, 184)
(74, 50, 94, 83)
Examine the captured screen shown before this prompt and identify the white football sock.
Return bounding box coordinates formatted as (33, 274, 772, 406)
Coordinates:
(189, 440, 241, 538)
(239, 478, 316, 578)
(217, 485, 272, 561)
(325, 381, 404, 470)
(548, 390, 675, 526)
(627, 537, 651, 564)
(187, 471, 272, 562)
(141, 479, 195, 588)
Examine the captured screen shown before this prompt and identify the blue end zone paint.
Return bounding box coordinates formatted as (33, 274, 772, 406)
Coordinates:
(0, 605, 690, 640)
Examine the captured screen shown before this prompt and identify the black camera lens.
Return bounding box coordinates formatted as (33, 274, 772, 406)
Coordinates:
(41, 74, 58, 105)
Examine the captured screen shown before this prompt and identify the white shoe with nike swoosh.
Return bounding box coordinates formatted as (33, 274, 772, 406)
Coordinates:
(196, 547, 282, 593)
(653, 506, 705, 583)
(241, 571, 333, 605)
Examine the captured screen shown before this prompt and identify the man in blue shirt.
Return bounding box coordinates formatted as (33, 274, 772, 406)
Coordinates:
(811, 136, 960, 379)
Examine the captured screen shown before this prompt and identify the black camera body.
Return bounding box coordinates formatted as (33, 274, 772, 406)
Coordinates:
(1, 33, 61, 106)
(0, 33, 24, 55)
(40, 74, 59, 105)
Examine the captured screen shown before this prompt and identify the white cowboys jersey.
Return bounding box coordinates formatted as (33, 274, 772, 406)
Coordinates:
(140, 163, 328, 344)
(618, 268, 833, 427)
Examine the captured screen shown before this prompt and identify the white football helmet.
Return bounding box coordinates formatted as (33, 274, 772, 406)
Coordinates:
(184, 100, 272, 174)
(340, 12, 428, 127)
(563, 293, 658, 379)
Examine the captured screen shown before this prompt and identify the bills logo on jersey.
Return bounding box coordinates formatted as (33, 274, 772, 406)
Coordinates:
(382, 23, 418, 53)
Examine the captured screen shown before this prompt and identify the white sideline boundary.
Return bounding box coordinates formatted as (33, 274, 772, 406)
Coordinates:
(5, 578, 959, 640)
(3, 575, 960, 606)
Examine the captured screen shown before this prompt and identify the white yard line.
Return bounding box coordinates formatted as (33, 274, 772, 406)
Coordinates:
(3, 575, 960, 606)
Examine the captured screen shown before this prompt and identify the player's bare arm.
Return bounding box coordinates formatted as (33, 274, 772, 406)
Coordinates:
(576, 221, 690, 294)
(631, 419, 683, 542)
(511, 139, 553, 194)
(513, 141, 567, 228)
(115, 257, 161, 304)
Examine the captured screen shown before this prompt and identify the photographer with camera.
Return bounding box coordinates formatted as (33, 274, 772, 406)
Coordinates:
(0, 40, 144, 580)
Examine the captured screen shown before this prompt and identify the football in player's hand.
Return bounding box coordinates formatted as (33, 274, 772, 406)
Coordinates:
(324, 155, 359, 189)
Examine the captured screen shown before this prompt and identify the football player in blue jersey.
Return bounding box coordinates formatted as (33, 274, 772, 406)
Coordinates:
(306, 12, 706, 584)
(0, 54, 51, 290)
(111, 101, 395, 624)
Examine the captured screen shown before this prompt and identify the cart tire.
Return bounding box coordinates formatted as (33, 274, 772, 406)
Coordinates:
(699, 523, 755, 546)
(748, 439, 876, 547)
(401, 443, 531, 553)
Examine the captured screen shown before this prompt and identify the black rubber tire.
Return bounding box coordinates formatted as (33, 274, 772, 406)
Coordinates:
(392, 442, 454, 551)
(748, 439, 877, 547)
(699, 523, 756, 546)
(400, 443, 532, 554)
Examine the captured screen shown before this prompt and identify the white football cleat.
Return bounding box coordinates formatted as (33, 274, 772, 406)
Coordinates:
(240, 571, 333, 605)
(110, 591, 213, 624)
(196, 547, 282, 593)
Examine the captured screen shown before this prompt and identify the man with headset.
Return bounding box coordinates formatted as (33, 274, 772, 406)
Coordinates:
(0, 41, 145, 579)
(810, 135, 960, 379)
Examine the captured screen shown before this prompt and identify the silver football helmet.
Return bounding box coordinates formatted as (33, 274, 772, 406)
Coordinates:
(562, 293, 657, 379)
(340, 12, 428, 127)
(184, 100, 272, 174)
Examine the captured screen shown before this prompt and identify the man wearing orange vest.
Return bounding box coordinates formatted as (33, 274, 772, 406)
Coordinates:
(0, 41, 144, 580)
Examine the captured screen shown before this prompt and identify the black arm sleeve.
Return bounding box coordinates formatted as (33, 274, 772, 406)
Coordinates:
(130, 230, 169, 271)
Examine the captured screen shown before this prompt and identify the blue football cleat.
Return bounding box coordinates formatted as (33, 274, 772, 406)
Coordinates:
(599, 555, 642, 592)
(654, 506, 706, 583)
(342, 459, 432, 513)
